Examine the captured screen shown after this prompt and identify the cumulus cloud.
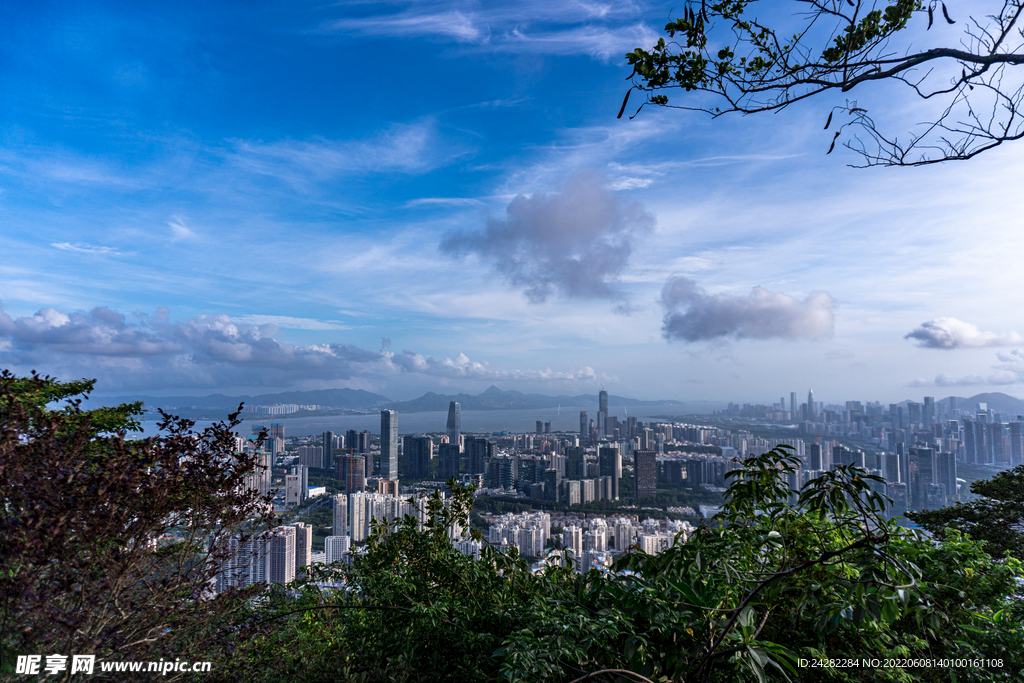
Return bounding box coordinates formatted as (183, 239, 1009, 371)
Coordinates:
(0, 305, 179, 355)
(659, 276, 836, 343)
(387, 350, 597, 382)
(904, 317, 1023, 349)
(0, 302, 594, 391)
(440, 170, 654, 304)
(911, 348, 1024, 387)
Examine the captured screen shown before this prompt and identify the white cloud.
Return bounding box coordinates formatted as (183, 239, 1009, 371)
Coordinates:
(167, 215, 197, 241)
(904, 317, 1023, 349)
(386, 349, 598, 381)
(0, 302, 595, 391)
(320, 1, 657, 60)
(440, 169, 654, 304)
(910, 349, 1024, 387)
(660, 276, 836, 343)
(230, 122, 453, 182)
(51, 242, 121, 255)
(327, 10, 484, 43)
(232, 315, 352, 331)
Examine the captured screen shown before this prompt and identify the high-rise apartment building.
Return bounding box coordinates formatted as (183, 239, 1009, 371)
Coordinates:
(322, 431, 335, 469)
(284, 473, 303, 506)
(380, 410, 398, 478)
(288, 522, 312, 572)
(325, 535, 351, 564)
(268, 526, 296, 585)
(332, 494, 348, 537)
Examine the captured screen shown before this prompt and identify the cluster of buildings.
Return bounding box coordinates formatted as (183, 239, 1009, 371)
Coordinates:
(484, 510, 695, 573)
(225, 389, 1024, 590)
(242, 403, 321, 415)
(215, 522, 313, 590)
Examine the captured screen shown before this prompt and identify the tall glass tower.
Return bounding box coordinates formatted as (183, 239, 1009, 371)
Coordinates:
(380, 410, 398, 478)
(446, 401, 461, 448)
(598, 389, 608, 436)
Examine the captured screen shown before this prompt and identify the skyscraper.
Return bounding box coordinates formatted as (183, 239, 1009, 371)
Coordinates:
(790, 392, 797, 420)
(598, 389, 608, 436)
(403, 435, 433, 479)
(380, 410, 398, 478)
(439, 442, 461, 480)
(579, 411, 588, 443)
(634, 450, 657, 499)
(464, 436, 493, 475)
(807, 389, 816, 421)
(598, 445, 621, 500)
(322, 431, 335, 470)
(565, 446, 586, 480)
(446, 401, 461, 446)
(923, 396, 935, 426)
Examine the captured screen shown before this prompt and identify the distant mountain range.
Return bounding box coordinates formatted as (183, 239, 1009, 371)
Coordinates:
(88, 387, 1024, 417)
(381, 385, 689, 413)
(89, 385, 689, 414)
(88, 388, 391, 410)
(937, 392, 1024, 417)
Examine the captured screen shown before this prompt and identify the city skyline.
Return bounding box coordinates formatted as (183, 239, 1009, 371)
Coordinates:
(3, 2, 1024, 404)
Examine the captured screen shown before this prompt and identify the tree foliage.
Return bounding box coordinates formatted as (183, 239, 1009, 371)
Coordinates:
(623, 1, 1024, 165)
(0, 371, 274, 679)
(909, 462, 1024, 560)
(3, 373, 1021, 682)
(228, 448, 1022, 682)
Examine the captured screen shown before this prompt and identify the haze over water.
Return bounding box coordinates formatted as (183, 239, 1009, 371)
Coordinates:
(136, 405, 716, 439)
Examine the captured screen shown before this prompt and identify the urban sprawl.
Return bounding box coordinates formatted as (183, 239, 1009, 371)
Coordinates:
(216, 389, 1016, 591)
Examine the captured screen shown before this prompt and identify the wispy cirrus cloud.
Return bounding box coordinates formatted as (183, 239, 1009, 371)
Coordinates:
(232, 315, 352, 331)
(904, 317, 1023, 349)
(167, 215, 197, 241)
(51, 242, 122, 255)
(229, 121, 464, 185)
(320, 1, 657, 60)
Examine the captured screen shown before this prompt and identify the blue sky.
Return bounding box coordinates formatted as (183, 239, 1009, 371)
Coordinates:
(2, 0, 1024, 403)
